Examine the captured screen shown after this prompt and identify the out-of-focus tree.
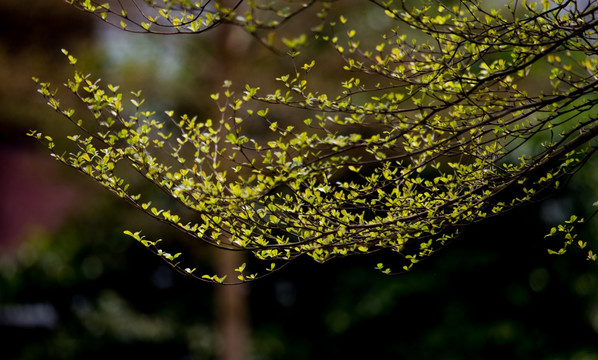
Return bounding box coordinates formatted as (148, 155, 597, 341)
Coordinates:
(32, 0, 598, 282)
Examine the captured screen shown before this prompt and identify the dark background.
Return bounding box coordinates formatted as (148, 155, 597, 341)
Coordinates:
(1, 1, 597, 359)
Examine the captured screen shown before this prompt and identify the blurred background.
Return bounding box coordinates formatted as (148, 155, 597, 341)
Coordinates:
(1, 0, 598, 359)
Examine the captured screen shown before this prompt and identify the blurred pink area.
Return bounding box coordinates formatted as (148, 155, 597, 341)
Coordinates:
(0, 148, 83, 250)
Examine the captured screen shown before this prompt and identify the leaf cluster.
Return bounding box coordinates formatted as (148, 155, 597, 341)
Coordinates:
(33, 0, 598, 282)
